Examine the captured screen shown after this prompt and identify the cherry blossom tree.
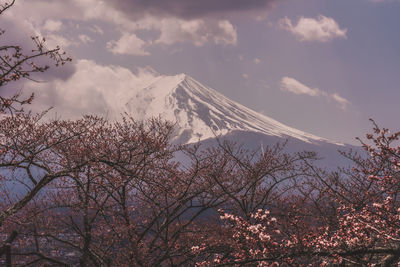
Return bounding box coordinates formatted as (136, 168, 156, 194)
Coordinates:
(1, 129, 318, 266)
(311, 121, 400, 265)
(199, 121, 400, 266)
(2, 2, 400, 267)
(0, 0, 71, 114)
(0, 1, 71, 264)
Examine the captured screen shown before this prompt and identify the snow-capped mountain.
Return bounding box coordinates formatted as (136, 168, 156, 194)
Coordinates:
(124, 73, 344, 146)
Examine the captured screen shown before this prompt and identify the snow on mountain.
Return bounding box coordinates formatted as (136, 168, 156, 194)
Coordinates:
(124, 73, 344, 146)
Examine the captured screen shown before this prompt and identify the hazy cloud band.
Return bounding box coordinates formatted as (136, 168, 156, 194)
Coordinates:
(109, 0, 279, 19)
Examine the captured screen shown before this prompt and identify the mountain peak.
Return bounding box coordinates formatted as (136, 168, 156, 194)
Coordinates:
(124, 74, 343, 146)
(155, 73, 194, 88)
(146, 73, 189, 93)
(176, 73, 189, 81)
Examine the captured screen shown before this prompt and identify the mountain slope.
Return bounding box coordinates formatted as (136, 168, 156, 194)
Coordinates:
(124, 74, 343, 146)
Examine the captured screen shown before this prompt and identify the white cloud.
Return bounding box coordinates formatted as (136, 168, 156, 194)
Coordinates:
(331, 93, 350, 110)
(78, 34, 94, 44)
(280, 77, 350, 109)
(41, 34, 76, 50)
(28, 60, 159, 118)
(107, 33, 150, 56)
(279, 15, 347, 42)
(89, 25, 104, 35)
(242, 73, 249, 79)
(8, 0, 238, 49)
(0, 5, 78, 51)
(43, 19, 63, 32)
(254, 58, 261, 64)
(280, 77, 320, 96)
(156, 18, 237, 46)
(214, 20, 237, 45)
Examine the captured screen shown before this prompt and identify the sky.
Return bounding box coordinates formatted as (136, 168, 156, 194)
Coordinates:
(2, 0, 400, 145)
